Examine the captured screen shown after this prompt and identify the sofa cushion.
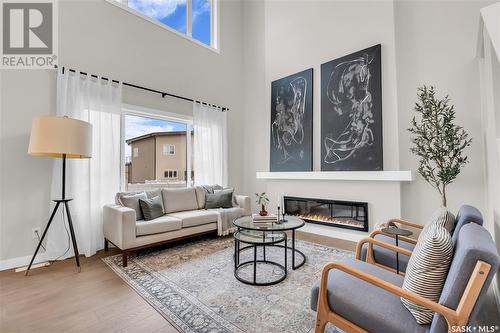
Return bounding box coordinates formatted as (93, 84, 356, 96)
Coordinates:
(139, 196, 164, 221)
(162, 188, 199, 213)
(401, 225, 454, 324)
(205, 188, 234, 209)
(360, 233, 415, 272)
(168, 210, 219, 228)
(136, 215, 182, 236)
(310, 258, 429, 333)
(116, 189, 161, 205)
(195, 186, 207, 209)
(120, 192, 148, 221)
(194, 185, 225, 209)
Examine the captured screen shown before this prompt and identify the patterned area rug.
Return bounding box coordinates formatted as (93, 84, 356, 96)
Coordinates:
(103, 236, 353, 333)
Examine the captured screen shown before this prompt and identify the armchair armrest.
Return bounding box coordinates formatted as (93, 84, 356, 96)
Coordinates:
(368, 218, 421, 244)
(369, 229, 418, 245)
(387, 218, 424, 230)
(355, 236, 413, 274)
(234, 195, 251, 216)
(355, 237, 413, 259)
(103, 204, 136, 250)
(317, 262, 460, 331)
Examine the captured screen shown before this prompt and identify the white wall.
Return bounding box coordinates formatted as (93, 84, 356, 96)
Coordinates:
(241, 0, 403, 240)
(478, 1, 500, 302)
(241, 0, 494, 232)
(395, 0, 495, 223)
(0, 0, 243, 262)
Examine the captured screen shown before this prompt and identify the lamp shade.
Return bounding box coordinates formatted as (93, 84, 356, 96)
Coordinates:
(28, 116, 92, 159)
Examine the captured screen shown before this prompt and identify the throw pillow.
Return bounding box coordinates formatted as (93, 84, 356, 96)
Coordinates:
(401, 225, 454, 324)
(205, 188, 234, 209)
(419, 209, 455, 240)
(120, 192, 148, 221)
(139, 196, 164, 221)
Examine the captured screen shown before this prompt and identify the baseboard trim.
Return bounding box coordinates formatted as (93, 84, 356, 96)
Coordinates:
(0, 253, 48, 271)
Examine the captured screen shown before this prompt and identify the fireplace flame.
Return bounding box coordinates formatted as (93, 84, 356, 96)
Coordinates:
(293, 213, 365, 229)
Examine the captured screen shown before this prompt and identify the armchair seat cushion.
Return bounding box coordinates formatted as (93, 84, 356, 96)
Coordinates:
(360, 233, 415, 272)
(310, 258, 430, 333)
(168, 210, 219, 228)
(136, 215, 182, 236)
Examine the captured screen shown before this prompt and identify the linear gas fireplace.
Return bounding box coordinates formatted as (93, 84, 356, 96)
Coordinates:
(284, 196, 368, 232)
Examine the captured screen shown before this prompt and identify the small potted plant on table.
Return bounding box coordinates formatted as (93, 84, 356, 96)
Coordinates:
(255, 192, 270, 216)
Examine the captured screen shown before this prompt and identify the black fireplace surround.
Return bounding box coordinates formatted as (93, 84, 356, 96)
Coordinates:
(284, 196, 368, 232)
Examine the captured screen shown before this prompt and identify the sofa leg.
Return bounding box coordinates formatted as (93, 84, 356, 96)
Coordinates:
(122, 251, 128, 267)
(104, 238, 109, 252)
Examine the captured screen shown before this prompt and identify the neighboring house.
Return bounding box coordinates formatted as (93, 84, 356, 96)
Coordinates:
(126, 131, 193, 184)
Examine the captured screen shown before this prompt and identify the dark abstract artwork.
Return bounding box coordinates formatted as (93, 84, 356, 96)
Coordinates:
(321, 44, 383, 171)
(270, 68, 313, 172)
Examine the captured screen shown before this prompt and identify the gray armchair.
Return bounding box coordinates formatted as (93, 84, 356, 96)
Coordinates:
(357, 205, 483, 274)
(310, 223, 499, 333)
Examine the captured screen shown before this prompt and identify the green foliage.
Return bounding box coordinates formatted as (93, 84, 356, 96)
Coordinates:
(408, 86, 472, 207)
(255, 192, 270, 206)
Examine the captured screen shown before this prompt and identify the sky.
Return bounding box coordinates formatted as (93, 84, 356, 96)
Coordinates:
(127, 0, 211, 46)
(124, 114, 187, 157)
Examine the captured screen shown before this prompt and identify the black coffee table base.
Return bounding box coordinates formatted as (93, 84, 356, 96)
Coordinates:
(234, 232, 288, 286)
(232, 216, 307, 285)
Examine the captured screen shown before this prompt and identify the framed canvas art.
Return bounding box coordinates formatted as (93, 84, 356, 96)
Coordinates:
(320, 44, 383, 171)
(270, 68, 313, 171)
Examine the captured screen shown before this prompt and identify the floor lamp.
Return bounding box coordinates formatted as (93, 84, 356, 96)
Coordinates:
(26, 116, 92, 275)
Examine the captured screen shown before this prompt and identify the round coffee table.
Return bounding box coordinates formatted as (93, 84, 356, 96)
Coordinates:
(233, 230, 288, 286)
(233, 215, 306, 276)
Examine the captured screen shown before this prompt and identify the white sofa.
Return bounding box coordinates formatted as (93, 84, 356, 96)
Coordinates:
(103, 186, 251, 266)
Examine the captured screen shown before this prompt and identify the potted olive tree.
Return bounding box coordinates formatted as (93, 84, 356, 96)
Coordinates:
(408, 86, 472, 207)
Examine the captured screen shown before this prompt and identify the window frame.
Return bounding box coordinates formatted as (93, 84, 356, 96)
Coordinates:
(106, 0, 220, 52)
(162, 143, 176, 156)
(164, 169, 179, 179)
(120, 104, 193, 190)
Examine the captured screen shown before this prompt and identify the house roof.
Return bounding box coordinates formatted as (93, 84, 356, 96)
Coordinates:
(125, 131, 190, 144)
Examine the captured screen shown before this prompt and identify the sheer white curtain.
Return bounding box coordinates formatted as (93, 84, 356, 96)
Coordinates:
(193, 102, 228, 186)
(46, 68, 122, 260)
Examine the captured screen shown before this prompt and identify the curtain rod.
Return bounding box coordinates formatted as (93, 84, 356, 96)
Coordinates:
(56, 66, 229, 112)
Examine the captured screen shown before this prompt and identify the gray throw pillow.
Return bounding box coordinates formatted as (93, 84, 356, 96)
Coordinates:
(120, 192, 147, 221)
(401, 225, 454, 324)
(205, 188, 234, 209)
(139, 196, 164, 221)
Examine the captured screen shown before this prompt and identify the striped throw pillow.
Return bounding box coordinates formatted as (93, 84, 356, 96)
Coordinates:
(401, 225, 454, 324)
(419, 209, 455, 240)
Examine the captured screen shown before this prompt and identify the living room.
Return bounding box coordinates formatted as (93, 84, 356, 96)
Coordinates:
(1, 0, 499, 332)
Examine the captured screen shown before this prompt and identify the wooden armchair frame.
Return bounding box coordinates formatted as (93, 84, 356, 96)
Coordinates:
(355, 237, 413, 275)
(355, 218, 423, 274)
(314, 260, 491, 333)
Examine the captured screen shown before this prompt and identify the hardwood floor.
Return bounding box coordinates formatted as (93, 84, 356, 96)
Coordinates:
(1, 233, 498, 332)
(0, 249, 178, 333)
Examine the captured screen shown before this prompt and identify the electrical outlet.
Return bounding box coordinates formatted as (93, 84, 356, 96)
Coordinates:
(32, 227, 41, 240)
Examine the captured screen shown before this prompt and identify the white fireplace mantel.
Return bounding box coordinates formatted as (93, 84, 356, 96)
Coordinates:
(256, 171, 413, 182)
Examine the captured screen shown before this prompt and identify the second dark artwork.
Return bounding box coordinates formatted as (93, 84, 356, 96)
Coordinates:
(321, 44, 383, 171)
(270, 68, 313, 172)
